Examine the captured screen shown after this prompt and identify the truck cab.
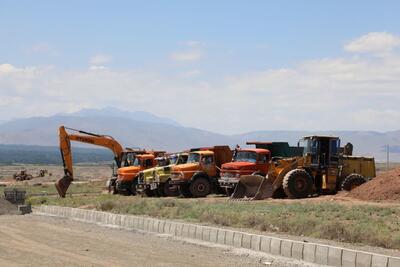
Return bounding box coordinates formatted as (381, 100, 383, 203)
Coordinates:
(170, 146, 231, 198)
(136, 152, 189, 197)
(116, 153, 162, 195)
(219, 148, 270, 195)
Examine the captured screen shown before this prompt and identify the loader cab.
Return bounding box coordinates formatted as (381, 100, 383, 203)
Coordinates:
(301, 136, 340, 169)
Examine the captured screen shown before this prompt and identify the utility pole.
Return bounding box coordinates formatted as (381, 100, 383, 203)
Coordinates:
(386, 144, 390, 171)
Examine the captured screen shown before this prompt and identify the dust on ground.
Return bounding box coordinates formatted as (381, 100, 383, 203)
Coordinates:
(0, 215, 299, 267)
(0, 164, 112, 186)
(0, 198, 19, 215)
(348, 167, 400, 201)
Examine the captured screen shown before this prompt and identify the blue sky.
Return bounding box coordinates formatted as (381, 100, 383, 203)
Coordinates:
(1, 1, 400, 133)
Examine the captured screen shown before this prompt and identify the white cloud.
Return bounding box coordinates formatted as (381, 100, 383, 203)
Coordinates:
(1, 32, 400, 133)
(0, 64, 19, 74)
(89, 65, 108, 71)
(170, 50, 202, 61)
(344, 32, 400, 53)
(179, 69, 201, 77)
(90, 54, 112, 65)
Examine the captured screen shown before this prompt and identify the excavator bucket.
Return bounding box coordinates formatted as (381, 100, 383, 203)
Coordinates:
(230, 175, 274, 200)
(55, 176, 73, 198)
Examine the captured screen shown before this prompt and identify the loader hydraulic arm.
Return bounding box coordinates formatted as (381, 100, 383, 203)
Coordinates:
(55, 126, 125, 198)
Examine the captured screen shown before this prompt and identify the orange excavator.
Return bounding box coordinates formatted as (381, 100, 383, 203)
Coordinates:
(55, 126, 144, 197)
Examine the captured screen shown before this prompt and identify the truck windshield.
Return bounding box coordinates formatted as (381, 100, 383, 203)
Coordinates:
(132, 158, 141, 167)
(187, 153, 200, 163)
(169, 155, 178, 165)
(157, 158, 169, 166)
(300, 138, 318, 156)
(122, 153, 136, 167)
(234, 151, 257, 163)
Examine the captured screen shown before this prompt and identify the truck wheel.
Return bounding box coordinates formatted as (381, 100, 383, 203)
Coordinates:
(283, 169, 313, 199)
(130, 178, 138, 196)
(340, 174, 366, 191)
(144, 188, 155, 197)
(179, 184, 192, 198)
(163, 180, 180, 197)
(190, 177, 211, 198)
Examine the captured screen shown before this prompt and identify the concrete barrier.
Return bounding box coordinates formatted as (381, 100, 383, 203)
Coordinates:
(34, 206, 400, 267)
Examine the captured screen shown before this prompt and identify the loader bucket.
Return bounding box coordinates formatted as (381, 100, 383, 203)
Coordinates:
(55, 176, 73, 198)
(230, 175, 274, 200)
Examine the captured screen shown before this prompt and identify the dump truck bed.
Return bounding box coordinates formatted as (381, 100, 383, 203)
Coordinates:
(246, 142, 304, 158)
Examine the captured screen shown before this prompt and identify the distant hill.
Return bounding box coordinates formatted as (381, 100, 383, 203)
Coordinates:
(63, 107, 181, 127)
(0, 108, 399, 162)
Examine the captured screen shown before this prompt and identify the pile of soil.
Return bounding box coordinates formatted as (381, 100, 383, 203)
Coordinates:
(348, 168, 400, 201)
(0, 198, 19, 215)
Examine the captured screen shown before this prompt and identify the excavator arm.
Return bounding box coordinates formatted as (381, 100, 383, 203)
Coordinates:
(55, 126, 125, 198)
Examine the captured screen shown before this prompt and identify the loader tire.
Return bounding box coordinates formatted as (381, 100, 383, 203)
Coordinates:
(163, 180, 180, 197)
(340, 174, 366, 191)
(283, 169, 313, 199)
(189, 177, 210, 198)
(179, 184, 192, 198)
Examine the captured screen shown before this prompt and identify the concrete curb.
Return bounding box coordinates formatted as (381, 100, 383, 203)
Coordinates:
(34, 206, 400, 267)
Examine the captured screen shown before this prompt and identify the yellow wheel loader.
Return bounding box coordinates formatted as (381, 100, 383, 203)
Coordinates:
(231, 136, 376, 200)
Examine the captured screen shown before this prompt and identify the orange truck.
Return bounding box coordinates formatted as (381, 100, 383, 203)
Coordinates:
(169, 146, 232, 197)
(115, 151, 166, 195)
(218, 148, 271, 196)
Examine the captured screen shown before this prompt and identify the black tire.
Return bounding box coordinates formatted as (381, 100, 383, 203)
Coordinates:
(163, 180, 180, 197)
(130, 178, 138, 196)
(189, 177, 211, 198)
(340, 174, 366, 191)
(179, 184, 192, 198)
(272, 186, 286, 199)
(283, 169, 313, 199)
(143, 188, 155, 197)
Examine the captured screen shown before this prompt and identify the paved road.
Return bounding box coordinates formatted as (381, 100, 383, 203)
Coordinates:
(0, 215, 292, 267)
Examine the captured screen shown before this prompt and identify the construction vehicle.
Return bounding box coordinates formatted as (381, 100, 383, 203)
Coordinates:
(115, 151, 166, 195)
(136, 152, 189, 197)
(218, 148, 271, 196)
(170, 146, 232, 197)
(13, 169, 33, 181)
(246, 141, 304, 160)
(55, 126, 145, 197)
(232, 136, 376, 200)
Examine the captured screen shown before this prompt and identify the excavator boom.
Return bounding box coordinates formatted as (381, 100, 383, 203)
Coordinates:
(55, 126, 125, 197)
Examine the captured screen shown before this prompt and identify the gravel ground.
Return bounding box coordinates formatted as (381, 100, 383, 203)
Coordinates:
(0, 215, 310, 267)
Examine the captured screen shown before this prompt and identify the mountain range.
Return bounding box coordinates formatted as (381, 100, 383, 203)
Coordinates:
(0, 107, 398, 162)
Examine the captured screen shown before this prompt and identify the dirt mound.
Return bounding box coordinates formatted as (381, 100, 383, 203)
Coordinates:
(0, 198, 19, 215)
(348, 168, 400, 201)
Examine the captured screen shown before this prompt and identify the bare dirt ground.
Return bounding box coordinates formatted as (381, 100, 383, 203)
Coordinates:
(0, 215, 300, 267)
(0, 164, 111, 186)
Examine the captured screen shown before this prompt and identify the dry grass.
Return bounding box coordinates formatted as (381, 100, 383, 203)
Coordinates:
(28, 194, 400, 250)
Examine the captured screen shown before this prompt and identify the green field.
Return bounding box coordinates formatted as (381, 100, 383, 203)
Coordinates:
(27, 194, 400, 250)
(0, 181, 104, 196)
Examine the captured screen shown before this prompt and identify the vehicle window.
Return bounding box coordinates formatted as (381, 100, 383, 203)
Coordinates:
(187, 153, 200, 163)
(157, 158, 169, 166)
(201, 155, 214, 165)
(258, 153, 269, 163)
(132, 158, 141, 167)
(169, 155, 178, 165)
(234, 151, 257, 163)
(144, 159, 153, 167)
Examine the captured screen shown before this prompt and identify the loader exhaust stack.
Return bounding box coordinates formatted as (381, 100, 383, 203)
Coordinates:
(230, 175, 274, 200)
(55, 176, 73, 198)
